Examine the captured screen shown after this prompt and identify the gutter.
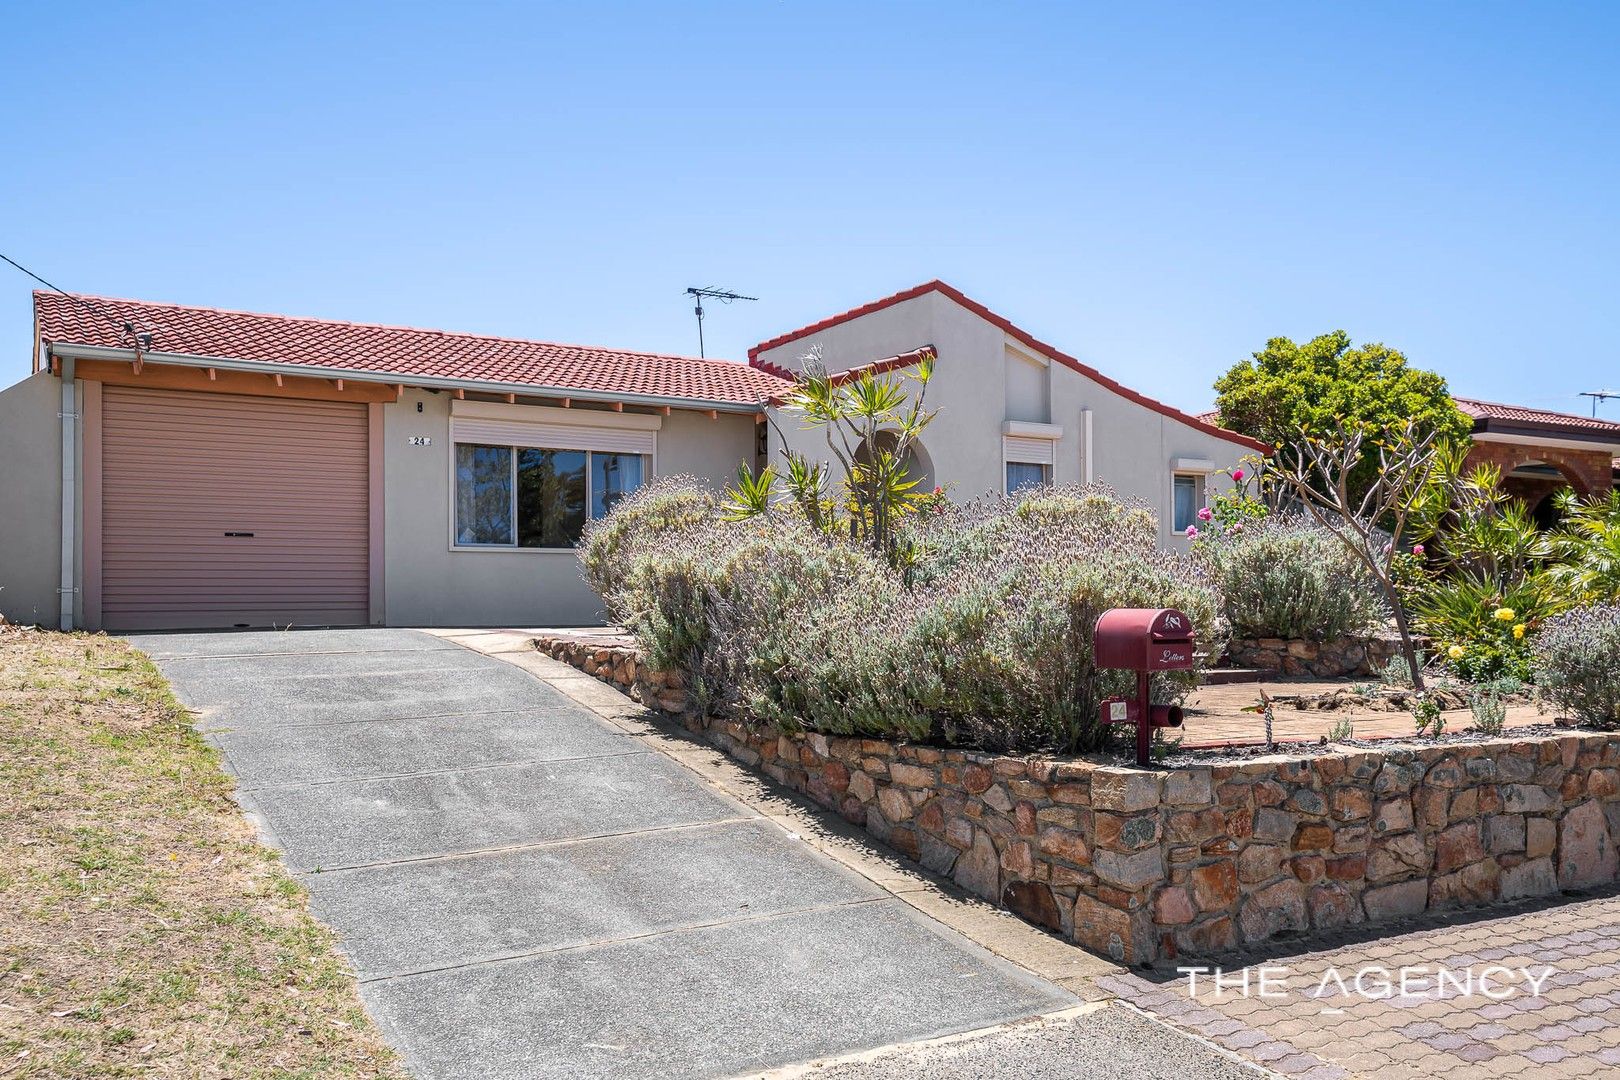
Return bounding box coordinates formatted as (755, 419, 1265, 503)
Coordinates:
(58, 356, 75, 630)
(46, 342, 771, 415)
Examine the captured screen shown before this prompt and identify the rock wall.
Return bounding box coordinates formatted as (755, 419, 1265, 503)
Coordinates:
(535, 634, 690, 713)
(532, 634, 1620, 966)
(1227, 635, 1402, 678)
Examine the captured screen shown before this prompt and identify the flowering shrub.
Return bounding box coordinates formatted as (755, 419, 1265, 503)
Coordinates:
(580, 476, 717, 606)
(1204, 463, 1268, 533)
(1194, 514, 1384, 640)
(585, 479, 1220, 754)
(1410, 573, 1553, 683)
(1533, 605, 1620, 728)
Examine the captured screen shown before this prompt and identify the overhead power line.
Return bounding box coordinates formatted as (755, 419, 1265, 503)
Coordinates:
(1, 251, 153, 354)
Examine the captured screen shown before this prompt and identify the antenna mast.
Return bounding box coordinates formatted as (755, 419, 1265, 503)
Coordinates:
(686, 286, 757, 358)
(1580, 389, 1620, 417)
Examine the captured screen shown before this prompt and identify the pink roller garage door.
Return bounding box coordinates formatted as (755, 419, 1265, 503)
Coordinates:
(100, 385, 370, 630)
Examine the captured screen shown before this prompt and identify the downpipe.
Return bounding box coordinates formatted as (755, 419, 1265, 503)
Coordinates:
(58, 356, 75, 630)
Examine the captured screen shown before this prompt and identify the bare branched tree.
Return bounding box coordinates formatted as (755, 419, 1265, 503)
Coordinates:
(1271, 419, 1453, 691)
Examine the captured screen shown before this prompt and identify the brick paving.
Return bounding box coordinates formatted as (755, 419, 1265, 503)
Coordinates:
(1099, 890, 1620, 1077)
(1183, 680, 1545, 748)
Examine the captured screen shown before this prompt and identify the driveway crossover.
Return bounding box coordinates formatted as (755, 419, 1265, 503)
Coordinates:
(134, 627, 1258, 1079)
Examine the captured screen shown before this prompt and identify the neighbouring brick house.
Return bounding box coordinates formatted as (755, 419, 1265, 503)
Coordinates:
(1455, 397, 1620, 523)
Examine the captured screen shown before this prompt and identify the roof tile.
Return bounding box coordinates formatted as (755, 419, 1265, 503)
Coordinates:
(1454, 396, 1620, 436)
(35, 291, 791, 406)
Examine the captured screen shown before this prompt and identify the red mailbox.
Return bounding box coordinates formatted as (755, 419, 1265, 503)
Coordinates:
(1094, 608, 1196, 767)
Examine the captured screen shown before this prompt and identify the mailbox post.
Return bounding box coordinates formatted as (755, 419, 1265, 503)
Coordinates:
(1094, 607, 1197, 767)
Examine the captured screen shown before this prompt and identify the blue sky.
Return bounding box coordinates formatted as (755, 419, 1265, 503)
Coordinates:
(3, 2, 1616, 414)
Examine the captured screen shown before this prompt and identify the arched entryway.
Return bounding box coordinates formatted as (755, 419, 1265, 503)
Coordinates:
(853, 430, 935, 492)
(1503, 458, 1586, 528)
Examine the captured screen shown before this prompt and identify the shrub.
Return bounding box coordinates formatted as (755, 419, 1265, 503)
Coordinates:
(611, 512, 887, 714)
(579, 477, 716, 611)
(1196, 515, 1385, 640)
(1533, 605, 1620, 728)
(1467, 685, 1508, 736)
(586, 482, 1221, 754)
(1410, 572, 1556, 683)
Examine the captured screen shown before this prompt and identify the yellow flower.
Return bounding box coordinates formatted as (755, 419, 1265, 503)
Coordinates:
(1447, 644, 1466, 660)
(1493, 607, 1516, 622)
(1513, 623, 1526, 640)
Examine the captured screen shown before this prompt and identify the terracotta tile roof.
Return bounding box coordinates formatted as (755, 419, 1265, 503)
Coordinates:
(1453, 396, 1620, 436)
(765, 346, 936, 405)
(750, 280, 1269, 453)
(35, 291, 791, 407)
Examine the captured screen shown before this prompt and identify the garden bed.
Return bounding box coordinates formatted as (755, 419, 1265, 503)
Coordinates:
(537, 632, 1620, 967)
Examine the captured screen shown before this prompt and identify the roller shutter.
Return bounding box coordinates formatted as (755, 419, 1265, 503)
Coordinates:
(100, 385, 370, 630)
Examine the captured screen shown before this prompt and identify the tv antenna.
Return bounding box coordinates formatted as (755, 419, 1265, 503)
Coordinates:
(1580, 389, 1620, 417)
(686, 286, 756, 358)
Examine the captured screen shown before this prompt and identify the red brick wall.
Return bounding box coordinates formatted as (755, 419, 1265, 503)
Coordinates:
(1462, 441, 1613, 498)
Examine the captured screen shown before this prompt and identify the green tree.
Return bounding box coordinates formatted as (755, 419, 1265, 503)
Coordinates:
(1212, 331, 1471, 499)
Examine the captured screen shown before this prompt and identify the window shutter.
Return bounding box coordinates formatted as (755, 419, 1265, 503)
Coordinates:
(1003, 434, 1056, 465)
(451, 417, 656, 455)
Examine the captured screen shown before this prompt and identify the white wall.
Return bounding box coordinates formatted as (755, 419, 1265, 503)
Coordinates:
(0, 372, 67, 626)
(381, 390, 756, 626)
(756, 290, 1253, 547)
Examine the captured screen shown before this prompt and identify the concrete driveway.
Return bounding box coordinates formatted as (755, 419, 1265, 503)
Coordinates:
(134, 627, 1256, 1079)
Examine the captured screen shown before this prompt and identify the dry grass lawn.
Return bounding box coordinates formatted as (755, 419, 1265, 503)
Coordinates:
(0, 627, 407, 1079)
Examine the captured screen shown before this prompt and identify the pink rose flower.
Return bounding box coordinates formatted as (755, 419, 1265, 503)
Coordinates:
(1231, 468, 1244, 482)
(1185, 525, 1199, 539)
(1412, 544, 1425, 556)
(1197, 507, 1213, 522)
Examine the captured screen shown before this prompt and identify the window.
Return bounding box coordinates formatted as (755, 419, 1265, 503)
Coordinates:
(517, 448, 586, 547)
(455, 443, 646, 548)
(1173, 473, 1205, 533)
(592, 451, 645, 519)
(1002, 427, 1059, 494)
(455, 445, 514, 545)
(1006, 461, 1052, 494)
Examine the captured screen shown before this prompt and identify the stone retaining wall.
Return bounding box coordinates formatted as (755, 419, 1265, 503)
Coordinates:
(1227, 635, 1402, 678)
(534, 633, 1620, 966)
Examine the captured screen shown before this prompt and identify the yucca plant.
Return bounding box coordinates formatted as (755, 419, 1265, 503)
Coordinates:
(1544, 489, 1620, 603)
(721, 461, 776, 521)
(1416, 462, 1548, 583)
(726, 346, 939, 568)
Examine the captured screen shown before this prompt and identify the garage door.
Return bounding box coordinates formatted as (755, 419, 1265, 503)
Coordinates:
(101, 385, 371, 630)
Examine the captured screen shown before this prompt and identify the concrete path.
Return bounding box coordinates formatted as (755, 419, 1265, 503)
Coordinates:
(134, 627, 1259, 1079)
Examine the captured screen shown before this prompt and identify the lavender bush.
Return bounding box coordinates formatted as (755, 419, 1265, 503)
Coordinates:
(1196, 515, 1385, 640)
(1533, 605, 1620, 728)
(582, 480, 1221, 753)
(579, 476, 717, 607)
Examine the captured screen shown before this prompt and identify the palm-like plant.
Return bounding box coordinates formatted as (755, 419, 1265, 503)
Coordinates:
(725, 347, 939, 567)
(1413, 460, 1549, 582)
(721, 462, 776, 521)
(1545, 489, 1620, 602)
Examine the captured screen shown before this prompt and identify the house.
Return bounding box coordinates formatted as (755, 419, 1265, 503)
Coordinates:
(751, 280, 1266, 547)
(0, 283, 1262, 631)
(1454, 398, 1620, 524)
